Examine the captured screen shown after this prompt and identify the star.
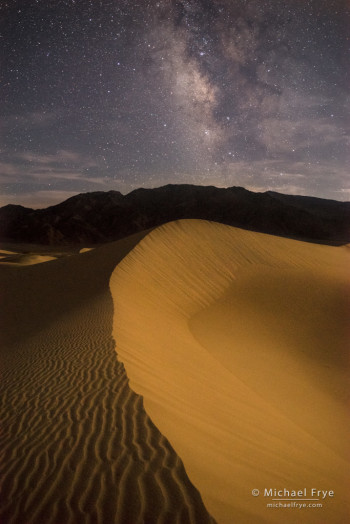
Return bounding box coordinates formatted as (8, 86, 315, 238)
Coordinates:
(0, 0, 348, 207)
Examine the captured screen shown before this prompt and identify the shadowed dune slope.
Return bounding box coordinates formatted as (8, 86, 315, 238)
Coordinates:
(0, 229, 215, 524)
(0, 230, 149, 347)
(110, 219, 350, 524)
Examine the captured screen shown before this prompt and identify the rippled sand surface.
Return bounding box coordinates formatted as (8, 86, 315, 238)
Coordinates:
(111, 220, 350, 524)
(0, 229, 214, 524)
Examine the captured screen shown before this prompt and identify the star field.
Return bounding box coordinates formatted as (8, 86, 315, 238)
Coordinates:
(1, 0, 349, 207)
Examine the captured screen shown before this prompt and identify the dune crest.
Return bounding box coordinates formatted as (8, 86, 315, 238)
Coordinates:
(110, 219, 350, 524)
(0, 253, 57, 265)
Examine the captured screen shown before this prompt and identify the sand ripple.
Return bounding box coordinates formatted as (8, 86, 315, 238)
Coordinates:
(0, 250, 215, 523)
(110, 220, 350, 524)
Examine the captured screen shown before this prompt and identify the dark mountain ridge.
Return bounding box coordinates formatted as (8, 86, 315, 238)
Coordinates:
(0, 184, 349, 245)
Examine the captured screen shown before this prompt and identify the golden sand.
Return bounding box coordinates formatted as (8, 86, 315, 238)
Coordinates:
(1, 219, 348, 523)
(0, 229, 214, 523)
(110, 219, 350, 523)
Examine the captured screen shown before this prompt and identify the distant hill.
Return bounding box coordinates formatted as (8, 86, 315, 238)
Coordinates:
(0, 185, 349, 245)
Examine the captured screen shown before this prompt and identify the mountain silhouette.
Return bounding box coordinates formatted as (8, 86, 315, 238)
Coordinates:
(0, 185, 349, 245)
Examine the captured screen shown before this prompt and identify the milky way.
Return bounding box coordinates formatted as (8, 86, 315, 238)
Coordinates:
(1, 0, 349, 207)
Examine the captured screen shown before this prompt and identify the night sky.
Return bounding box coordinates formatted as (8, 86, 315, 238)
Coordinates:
(1, 0, 349, 208)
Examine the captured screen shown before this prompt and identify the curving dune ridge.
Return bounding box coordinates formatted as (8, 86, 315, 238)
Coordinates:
(0, 230, 215, 524)
(110, 219, 350, 524)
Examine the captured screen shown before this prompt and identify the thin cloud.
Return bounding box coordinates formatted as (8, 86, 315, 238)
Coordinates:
(0, 190, 83, 209)
(0, 111, 61, 132)
(18, 150, 98, 168)
(0, 149, 100, 185)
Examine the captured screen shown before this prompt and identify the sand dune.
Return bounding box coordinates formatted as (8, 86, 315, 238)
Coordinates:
(0, 250, 19, 261)
(0, 245, 77, 265)
(0, 253, 58, 265)
(110, 219, 350, 524)
(2, 219, 348, 523)
(0, 229, 214, 523)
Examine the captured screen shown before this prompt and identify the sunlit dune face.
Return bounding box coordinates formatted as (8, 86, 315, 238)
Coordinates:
(111, 219, 350, 524)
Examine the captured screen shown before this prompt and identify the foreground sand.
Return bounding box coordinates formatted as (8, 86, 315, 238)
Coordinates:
(0, 230, 214, 523)
(1, 220, 349, 523)
(110, 220, 350, 524)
